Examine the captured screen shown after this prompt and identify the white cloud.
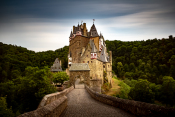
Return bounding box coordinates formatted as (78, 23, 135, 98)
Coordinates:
(0, 5, 175, 52)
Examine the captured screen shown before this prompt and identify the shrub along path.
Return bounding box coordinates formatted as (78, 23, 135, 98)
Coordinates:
(60, 79, 134, 117)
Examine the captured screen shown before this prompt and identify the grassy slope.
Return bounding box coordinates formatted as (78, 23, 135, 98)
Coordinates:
(105, 78, 121, 96)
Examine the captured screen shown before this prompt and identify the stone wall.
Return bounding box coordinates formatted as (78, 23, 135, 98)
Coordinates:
(18, 86, 74, 117)
(89, 79, 102, 93)
(85, 85, 175, 117)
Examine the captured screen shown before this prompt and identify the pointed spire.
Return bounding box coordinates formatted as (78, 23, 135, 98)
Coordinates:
(70, 30, 73, 37)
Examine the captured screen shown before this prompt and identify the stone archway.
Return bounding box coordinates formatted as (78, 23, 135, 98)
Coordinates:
(69, 71, 90, 88)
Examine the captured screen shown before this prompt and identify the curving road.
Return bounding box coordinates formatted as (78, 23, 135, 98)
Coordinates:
(60, 79, 135, 117)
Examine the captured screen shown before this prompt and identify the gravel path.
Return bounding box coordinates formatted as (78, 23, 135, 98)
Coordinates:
(60, 79, 135, 117)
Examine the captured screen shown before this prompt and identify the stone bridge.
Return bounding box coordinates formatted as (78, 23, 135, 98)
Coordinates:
(60, 79, 133, 117)
(19, 79, 175, 117)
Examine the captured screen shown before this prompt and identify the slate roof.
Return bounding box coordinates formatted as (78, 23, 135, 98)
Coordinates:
(50, 58, 62, 72)
(70, 31, 73, 37)
(89, 39, 98, 53)
(69, 63, 90, 71)
(100, 46, 108, 62)
(90, 24, 99, 37)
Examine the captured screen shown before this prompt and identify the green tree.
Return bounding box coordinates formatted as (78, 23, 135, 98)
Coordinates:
(53, 72, 69, 84)
(0, 97, 15, 117)
(129, 79, 155, 103)
(117, 62, 125, 78)
(160, 76, 175, 106)
(17, 66, 56, 113)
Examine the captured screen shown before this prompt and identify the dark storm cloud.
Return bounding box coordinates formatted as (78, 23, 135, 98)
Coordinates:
(0, 0, 175, 51)
(1, 0, 174, 21)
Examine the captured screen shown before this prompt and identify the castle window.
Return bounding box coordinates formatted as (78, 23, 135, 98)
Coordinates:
(87, 61, 89, 63)
(87, 55, 88, 57)
(108, 65, 109, 68)
(91, 61, 92, 63)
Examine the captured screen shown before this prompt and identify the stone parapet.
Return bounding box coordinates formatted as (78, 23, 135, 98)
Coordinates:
(38, 85, 74, 108)
(85, 85, 175, 117)
(18, 86, 74, 117)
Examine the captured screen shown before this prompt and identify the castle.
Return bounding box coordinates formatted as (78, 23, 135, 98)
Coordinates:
(67, 22, 112, 87)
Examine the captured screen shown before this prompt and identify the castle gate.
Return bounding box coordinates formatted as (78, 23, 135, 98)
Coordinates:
(69, 71, 90, 88)
(69, 63, 90, 88)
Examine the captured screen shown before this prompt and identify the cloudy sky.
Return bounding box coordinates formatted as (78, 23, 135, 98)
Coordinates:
(0, 0, 175, 52)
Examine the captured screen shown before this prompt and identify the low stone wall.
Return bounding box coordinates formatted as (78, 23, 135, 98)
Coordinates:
(18, 86, 74, 117)
(85, 85, 175, 117)
(38, 86, 74, 108)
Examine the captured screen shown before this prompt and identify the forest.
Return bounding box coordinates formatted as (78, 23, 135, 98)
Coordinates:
(0, 35, 175, 116)
(105, 35, 175, 107)
(0, 42, 69, 116)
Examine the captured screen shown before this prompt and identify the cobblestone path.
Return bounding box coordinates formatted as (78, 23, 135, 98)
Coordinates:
(60, 79, 135, 117)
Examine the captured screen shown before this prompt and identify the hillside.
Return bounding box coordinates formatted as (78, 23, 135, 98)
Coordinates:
(106, 35, 175, 84)
(0, 42, 68, 83)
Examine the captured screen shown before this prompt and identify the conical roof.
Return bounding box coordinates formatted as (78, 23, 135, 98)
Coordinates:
(89, 24, 99, 37)
(70, 31, 73, 37)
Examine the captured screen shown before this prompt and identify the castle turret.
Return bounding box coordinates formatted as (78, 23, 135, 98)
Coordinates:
(83, 23, 87, 36)
(99, 33, 104, 51)
(89, 40, 97, 59)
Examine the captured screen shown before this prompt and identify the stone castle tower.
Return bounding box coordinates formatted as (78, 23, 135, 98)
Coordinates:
(67, 22, 112, 86)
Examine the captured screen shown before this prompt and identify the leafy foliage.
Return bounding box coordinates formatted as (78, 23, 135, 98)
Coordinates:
(105, 38, 175, 83)
(129, 79, 155, 103)
(53, 72, 69, 84)
(116, 81, 131, 99)
(0, 66, 56, 115)
(106, 37, 175, 107)
(0, 97, 15, 117)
